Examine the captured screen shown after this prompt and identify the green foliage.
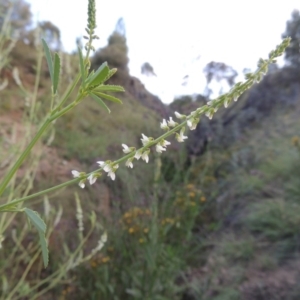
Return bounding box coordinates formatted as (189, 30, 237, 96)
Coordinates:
(0, 0, 298, 299)
(24, 208, 48, 267)
(74, 178, 204, 299)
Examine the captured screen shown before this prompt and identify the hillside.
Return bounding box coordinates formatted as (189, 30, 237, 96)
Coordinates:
(1, 5, 300, 299)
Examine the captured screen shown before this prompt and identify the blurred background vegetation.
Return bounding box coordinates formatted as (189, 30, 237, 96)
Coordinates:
(1, 1, 300, 299)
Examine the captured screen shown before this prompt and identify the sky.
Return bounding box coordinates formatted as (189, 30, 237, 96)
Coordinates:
(28, 0, 300, 103)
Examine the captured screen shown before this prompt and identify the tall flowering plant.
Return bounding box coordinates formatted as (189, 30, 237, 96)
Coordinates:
(0, 0, 291, 267)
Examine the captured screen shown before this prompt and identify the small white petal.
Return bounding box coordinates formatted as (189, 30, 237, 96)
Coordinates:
(160, 119, 169, 130)
(126, 159, 133, 168)
(72, 170, 80, 178)
(97, 161, 105, 167)
(167, 117, 177, 127)
(122, 144, 131, 153)
(187, 119, 197, 130)
(175, 111, 185, 119)
(161, 139, 171, 147)
(156, 144, 166, 153)
(104, 165, 112, 172)
(108, 171, 116, 180)
(142, 152, 149, 163)
(88, 173, 97, 185)
(79, 180, 85, 189)
(176, 131, 188, 143)
(141, 134, 151, 146)
(134, 150, 142, 160)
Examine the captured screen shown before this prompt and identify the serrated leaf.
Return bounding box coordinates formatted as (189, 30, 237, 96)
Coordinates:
(93, 85, 125, 92)
(104, 68, 117, 82)
(78, 47, 86, 83)
(86, 62, 109, 87)
(90, 93, 111, 113)
(53, 53, 60, 94)
(24, 208, 46, 232)
(38, 230, 49, 268)
(93, 92, 123, 104)
(42, 39, 53, 83)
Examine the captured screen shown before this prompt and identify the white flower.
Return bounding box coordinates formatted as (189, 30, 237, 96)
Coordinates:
(142, 150, 150, 163)
(126, 158, 134, 168)
(134, 150, 142, 160)
(88, 173, 97, 185)
(122, 144, 131, 153)
(156, 144, 166, 153)
(72, 170, 81, 178)
(224, 98, 230, 108)
(97, 161, 118, 181)
(107, 164, 119, 180)
(175, 111, 185, 119)
(205, 111, 214, 120)
(176, 129, 188, 142)
(97, 161, 111, 172)
(187, 118, 198, 130)
(78, 181, 85, 189)
(108, 171, 116, 180)
(160, 119, 169, 130)
(167, 117, 177, 127)
(141, 133, 151, 146)
(161, 139, 171, 147)
(72, 170, 86, 189)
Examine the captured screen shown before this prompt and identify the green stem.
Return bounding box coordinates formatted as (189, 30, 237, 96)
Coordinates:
(53, 73, 81, 113)
(0, 178, 79, 210)
(0, 120, 188, 210)
(0, 119, 51, 197)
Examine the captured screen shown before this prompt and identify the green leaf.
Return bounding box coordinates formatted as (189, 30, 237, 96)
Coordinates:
(93, 85, 125, 92)
(39, 231, 49, 268)
(78, 47, 86, 83)
(90, 93, 111, 113)
(86, 62, 109, 87)
(24, 208, 46, 232)
(93, 91, 123, 104)
(104, 68, 117, 82)
(53, 53, 60, 94)
(42, 39, 53, 83)
(24, 208, 49, 267)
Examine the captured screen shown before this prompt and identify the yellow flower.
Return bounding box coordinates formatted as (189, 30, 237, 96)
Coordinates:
(128, 227, 135, 234)
(200, 196, 206, 202)
(139, 238, 145, 244)
(186, 184, 194, 190)
(188, 191, 196, 198)
(143, 228, 149, 234)
(190, 201, 196, 206)
(90, 260, 98, 268)
(101, 256, 110, 263)
(292, 136, 300, 146)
